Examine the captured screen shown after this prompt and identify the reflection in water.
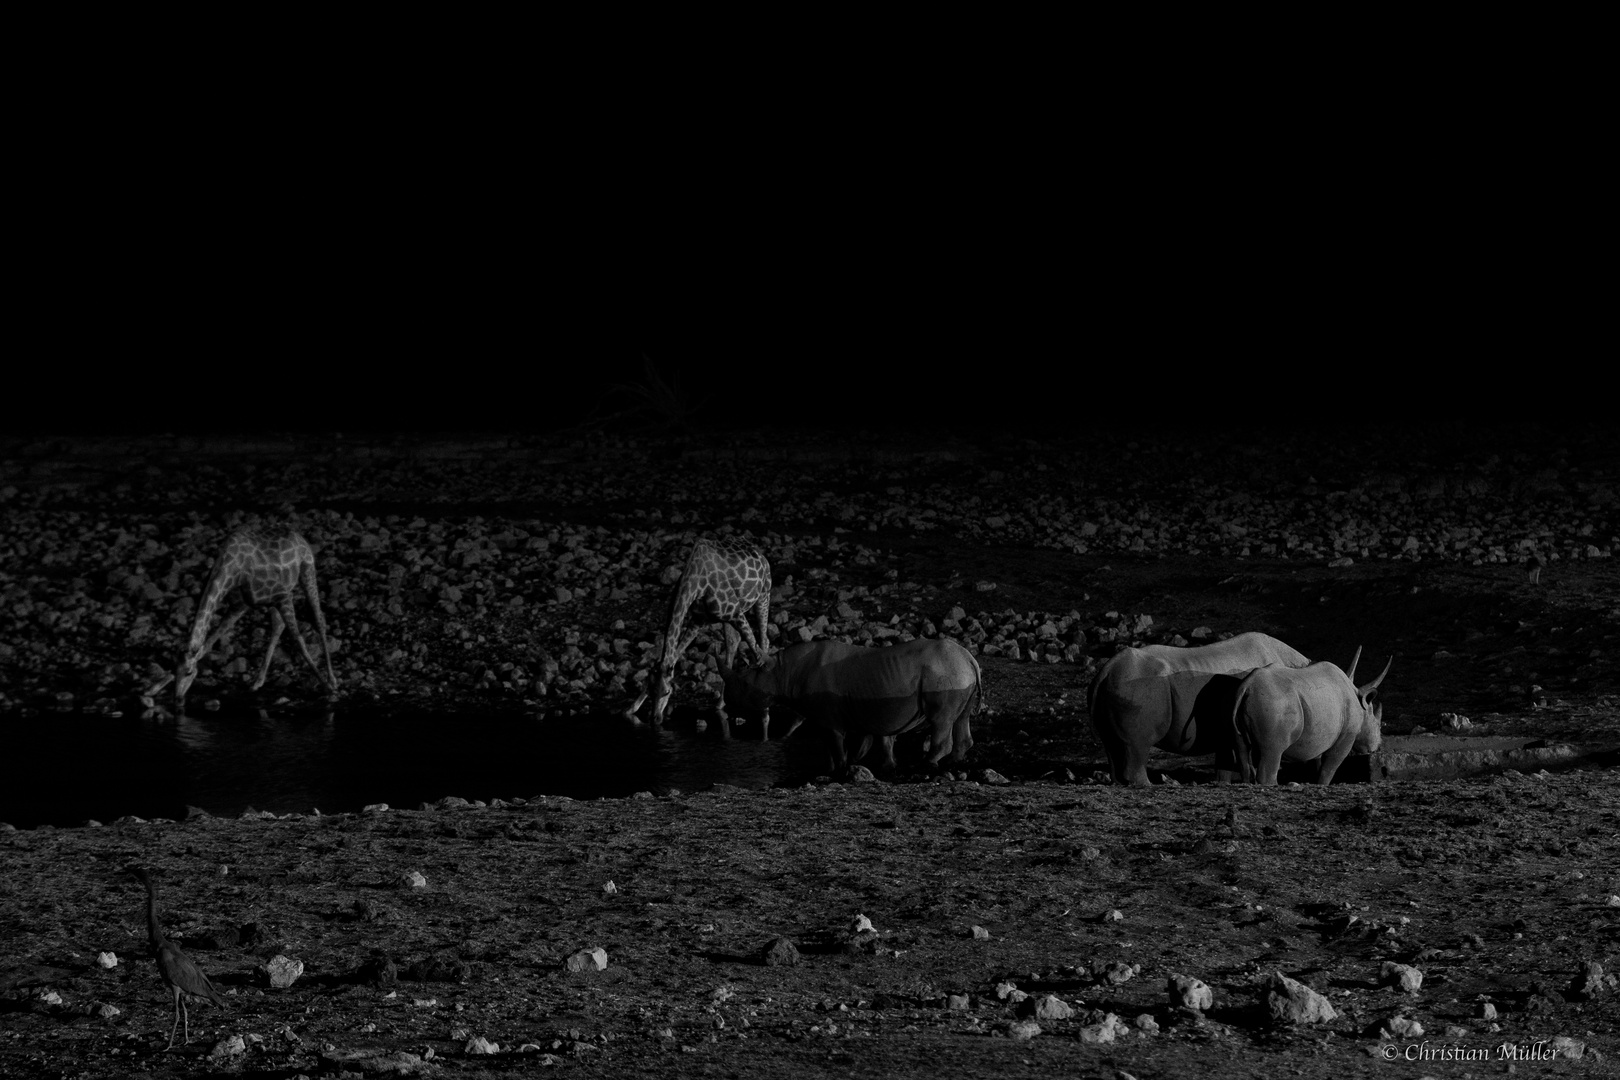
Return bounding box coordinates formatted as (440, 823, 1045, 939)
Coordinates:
(0, 706, 812, 829)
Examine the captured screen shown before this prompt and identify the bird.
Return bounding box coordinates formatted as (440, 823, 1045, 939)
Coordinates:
(129, 867, 227, 1050)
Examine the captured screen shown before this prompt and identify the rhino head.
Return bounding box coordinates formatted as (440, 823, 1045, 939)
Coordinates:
(719, 657, 777, 721)
(1346, 646, 1392, 754)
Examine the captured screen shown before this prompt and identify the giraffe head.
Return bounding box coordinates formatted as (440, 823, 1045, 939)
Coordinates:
(173, 655, 200, 705)
(648, 669, 675, 724)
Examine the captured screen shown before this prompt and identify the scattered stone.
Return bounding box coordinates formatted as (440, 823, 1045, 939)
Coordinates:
(1101, 909, 1124, 923)
(1478, 1001, 1497, 1020)
(849, 766, 877, 783)
(399, 871, 427, 889)
(850, 914, 875, 934)
(564, 947, 608, 972)
(1550, 1035, 1585, 1060)
(1134, 1013, 1159, 1034)
(320, 1048, 427, 1074)
(759, 938, 800, 967)
(96, 1003, 120, 1018)
(1263, 972, 1337, 1025)
(95, 952, 117, 969)
(1168, 973, 1212, 1011)
(1077, 1012, 1129, 1044)
(1005, 1020, 1041, 1040)
(1385, 1015, 1424, 1038)
(994, 981, 1028, 1003)
(259, 955, 304, 988)
(602, 880, 618, 895)
(362, 803, 390, 814)
(1093, 960, 1138, 985)
(1380, 962, 1423, 993)
(465, 1036, 500, 1054)
(356, 953, 397, 986)
(1018, 994, 1073, 1021)
(981, 769, 1010, 785)
(970, 925, 990, 940)
(208, 1035, 247, 1060)
(947, 994, 970, 1010)
(1568, 960, 1605, 1000)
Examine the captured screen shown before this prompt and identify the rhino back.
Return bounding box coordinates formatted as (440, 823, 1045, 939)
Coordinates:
(1138, 632, 1308, 675)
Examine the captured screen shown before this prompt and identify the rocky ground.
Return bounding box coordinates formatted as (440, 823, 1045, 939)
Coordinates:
(1, 422, 1617, 1077)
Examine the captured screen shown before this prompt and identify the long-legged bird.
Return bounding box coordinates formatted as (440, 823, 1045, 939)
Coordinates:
(130, 867, 226, 1049)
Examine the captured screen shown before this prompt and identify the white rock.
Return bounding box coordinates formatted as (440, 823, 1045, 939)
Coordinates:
(1380, 962, 1423, 993)
(465, 1036, 500, 1054)
(1264, 973, 1337, 1025)
(1385, 1015, 1423, 1038)
(1077, 1013, 1128, 1044)
(261, 955, 304, 988)
(603, 880, 618, 894)
(1134, 1013, 1159, 1034)
(95, 952, 117, 969)
(208, 1035, 247, 1060)
(1006, 1020, 1040, 1040)
(1478, 1001, 1497, 1020)
(1550, 1035, 1585, 1060)
(850, 914, 874, 934)
(400, 871, 427, 889)
(1168, 973, 1212, 1011)
(564, 947, 608, 972)
(969, 925, 990, 940)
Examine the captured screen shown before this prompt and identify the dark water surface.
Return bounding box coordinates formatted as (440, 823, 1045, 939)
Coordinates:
(1, 707, 812, 829)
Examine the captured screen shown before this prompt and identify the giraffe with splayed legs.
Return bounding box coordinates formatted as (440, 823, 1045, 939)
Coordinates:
(150, 526, 338, 706)
(627, 536, 771, 734)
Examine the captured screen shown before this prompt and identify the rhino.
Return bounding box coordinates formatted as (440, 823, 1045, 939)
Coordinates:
(721, 637, 981, 775)
(1088, 632, 1311, 786)
(1230, 647, 1391, 785)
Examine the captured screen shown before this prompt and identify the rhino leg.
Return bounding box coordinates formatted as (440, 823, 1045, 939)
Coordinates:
(1253, 740, 1286, 786)
(949, 709, 974, 763)
(1315, 731, 1359, 785)
(827, 728, 850, 775)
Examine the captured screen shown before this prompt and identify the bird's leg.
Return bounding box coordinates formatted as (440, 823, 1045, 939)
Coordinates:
(166, 987, 181, 1050)
(251, 608, 287, 691)
(181, 991, 189, 1045)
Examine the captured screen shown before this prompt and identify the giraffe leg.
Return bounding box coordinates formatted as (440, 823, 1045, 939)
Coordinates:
(199, 604, 249, 657)
(715, 624, 739, 737)
(749, 597, 771, 735)
(300, 559, 338, 691)
(277, 597, 330, 693)
(653, 626, 703, 725)
(252, 609, 287, 691)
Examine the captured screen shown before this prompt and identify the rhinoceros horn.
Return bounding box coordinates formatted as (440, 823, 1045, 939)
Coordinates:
(1346, 646, 1364, 683)
(1357, 655, 1393, 696)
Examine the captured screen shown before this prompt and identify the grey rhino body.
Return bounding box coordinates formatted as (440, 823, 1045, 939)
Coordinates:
(1088, 632, 1310, 786)
(722, 637, 981, 774)
(1231, 652, 1389, 785)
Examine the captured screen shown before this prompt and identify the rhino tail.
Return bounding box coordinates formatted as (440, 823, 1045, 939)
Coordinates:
(1229, 675, 1258, 783)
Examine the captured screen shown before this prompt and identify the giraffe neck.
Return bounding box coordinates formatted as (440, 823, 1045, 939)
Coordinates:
(656, 586, 691, 682)
(186, 561, 236, 655)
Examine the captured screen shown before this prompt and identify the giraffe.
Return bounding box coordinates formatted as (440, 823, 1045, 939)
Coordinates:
(628, 536, 772, 733)
(156, 525, 339, 706)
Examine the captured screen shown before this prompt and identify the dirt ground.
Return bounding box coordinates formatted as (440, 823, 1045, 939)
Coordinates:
(1, 424, 1617, 1077)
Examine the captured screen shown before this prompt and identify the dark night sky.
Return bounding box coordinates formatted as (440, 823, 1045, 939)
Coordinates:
(10, 76, 1600, 439)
